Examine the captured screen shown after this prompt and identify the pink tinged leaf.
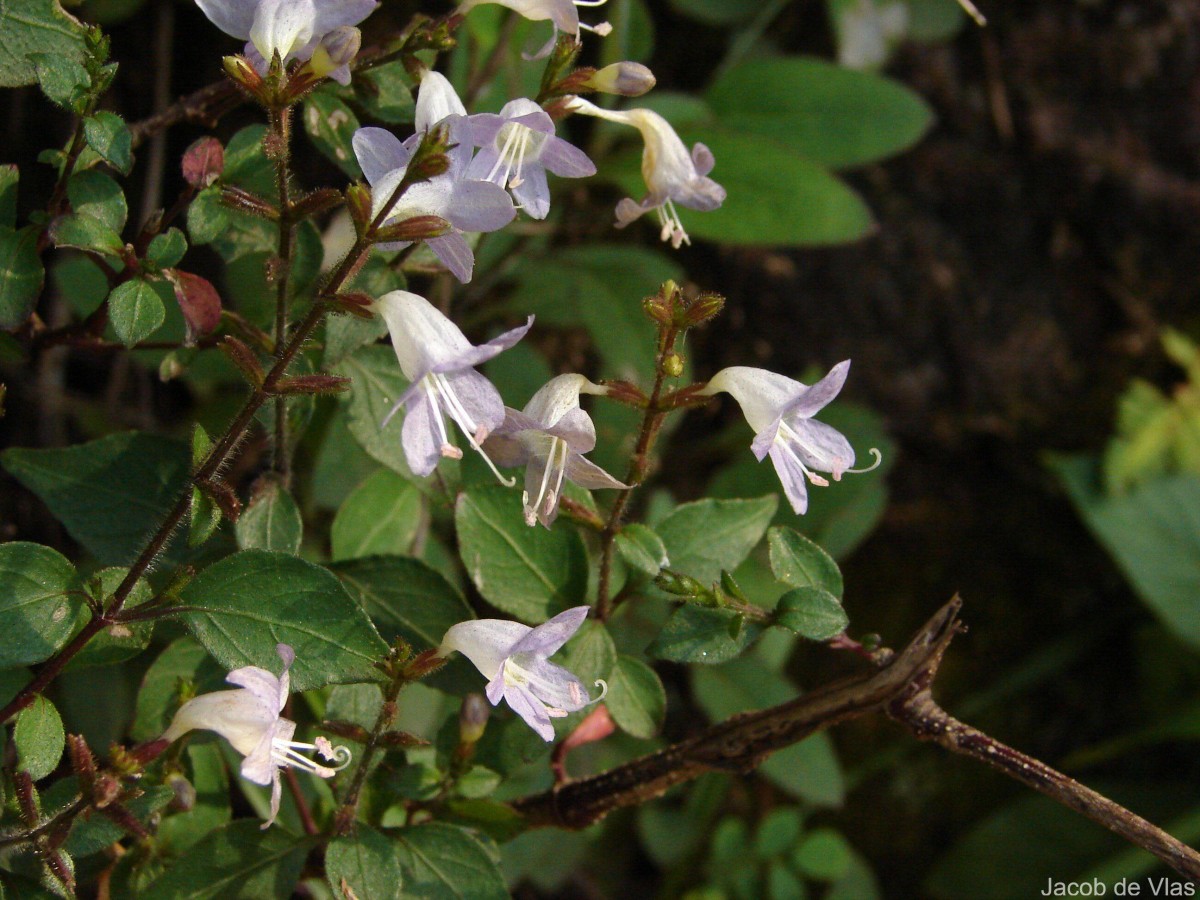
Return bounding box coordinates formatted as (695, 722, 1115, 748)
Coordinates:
(182, 137, 225, 188)
(167, 270, 222, 340)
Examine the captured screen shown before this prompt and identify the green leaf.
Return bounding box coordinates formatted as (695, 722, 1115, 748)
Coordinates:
(223, 124, 274, 196)
(186, 185, 230, 245)
(14, 695, 64, 779)
(303, 87, 362, 178)
(351, 61, 415, 124)
(0, 165, 17, 228)
(0, 225, 44, 327)
(794, 828, 852, 881)
(326, 824, 402, 900)
(693, 654, 844, 806)
(649, 605, 764, 664)
(1, 431, 190, 565)
(235, 478, 303, 554)
(68, 567, 154, 668)
(142, 820, 311, 900)
(707, 56, 935, 169)
(395, 822, 508, 900)
(179, 550, 387, 692)
(768, 526, 843, 597)
(336, 344, 415, 478)
(30, 51, 88, 108)
(606, 655, 666, 738)
(108, 278, 167, 346)
(754, 808, 803, 859)
(615, 524, 670, 577)
(67, 170, 126, 232)
(83, 111, 133, 174)
(0, 542, 81, 668)
(331, 469, 424, 561)
(1054, 458, 1200, 650)
(775, 587, 848, 641)
(455, 486, 588, 622)
(131, 637, 226, 741)
(0, 0, 87, 88)
(50, 211, 123, 257)
(559, 619, 616, 684)
(145, 227, 187, 269)
(656, 496, 778, 585)
(329, 555, 472, 651)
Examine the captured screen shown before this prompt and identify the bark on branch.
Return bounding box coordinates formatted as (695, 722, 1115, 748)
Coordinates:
(511, 597, 1200, 882)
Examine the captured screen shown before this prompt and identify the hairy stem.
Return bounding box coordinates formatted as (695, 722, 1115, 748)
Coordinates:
(269, 105, 296, 484)
(595, 327, 679, 619)
(334, 676, 403, 832)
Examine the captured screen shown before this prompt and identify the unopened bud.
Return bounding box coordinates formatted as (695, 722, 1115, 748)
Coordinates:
(181, 137, 224, 189)
(655, 570, 707, 597)
(311, 26, 361, 79)
(459, 693, 490, 745)
(271, 374, 353, 395)
(586, 62, 656, 97)
(221, 186, 278, 220)
(346, 182, 374, 229)
(682, 292, 725, 327)
(662, 352, 684, 378)
(643, 293, 671, 326)
(223, 54, 265, 95)
(167, 771, 196, 811)
(374, 215, 451, 244)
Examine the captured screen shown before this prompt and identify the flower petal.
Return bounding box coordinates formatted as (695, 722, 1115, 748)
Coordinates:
(311, 0, 378, 37)
(415, 71, 468, 131)
(564, 451, 628, 491)
(375, 290, 473, 377)
(702, 366, 805, 434)
(441, 618, 532, 678)
(226, 665, 285, 715)
(162, 690, 276, 757)
(783, 360, 850, 419)
(249, 0, 316, 62)
(426, 232, 475, 283)
(514, 657, 593, 712)
(509, 605, 589, 657)
(767, 442, 811, 515)
(429, 316, 534, 373)
(503, 682, 555, 741)
(400, 387, 447, 476)
(352, 127, 411, 185)
(511, 166, 551, 220)
(445, 180, 517, 234)
(538, 136, 597, 179)
(784, 417, 856, 477)
(196, 0, 256, 39)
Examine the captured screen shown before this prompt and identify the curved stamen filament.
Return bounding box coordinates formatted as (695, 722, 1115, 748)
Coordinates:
(846, 447, 884, 474)
(271, 739, 352, 779)
(487, 124, 523, 186)
(656, 200, 689, 248)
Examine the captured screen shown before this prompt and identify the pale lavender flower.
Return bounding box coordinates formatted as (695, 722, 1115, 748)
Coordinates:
(161, 644, 350, 828)
(439, 606, 606, 741)
(568, 97, 726, 248)
(466, 99, 596, 219)
(483, 375, 627, 527)
(196, 0, 376, 76)
(457, 0, 612, 59)
(699, 361, 880, 515)
(374, 290, 532, 481)
(352, 72, 515, 282)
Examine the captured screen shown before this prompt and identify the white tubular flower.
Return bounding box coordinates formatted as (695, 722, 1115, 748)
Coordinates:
(699, 361, 881, 515)
(568, 97, 726, 248)
(197, 0, 377, 74)
(457, 0, 612, 59)
(836, 0, 908, 70)
(374, 290, 532, 482)
(161, 644, 351, 829)
(483, 374, 627, 527)
(439, 607, 607, 741)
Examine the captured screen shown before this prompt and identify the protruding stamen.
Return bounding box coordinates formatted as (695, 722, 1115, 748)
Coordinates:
(591, 679, 609, 702)
(846, 447, 884, 474)
(583, 21, 613, 35)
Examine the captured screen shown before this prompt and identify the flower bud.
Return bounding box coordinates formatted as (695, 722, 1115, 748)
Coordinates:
(167, 771, 197, 811)
(662, 352, 684, 378)
(682, 291, 725, 327)
(181, 137, 224, 189)
(346, 182, 374, 229)
(643, 292, 671, 326)
(310, 26, 361, 80)
(459, 694, 490, 745)
(223, 54, 265, 95)
(586, 62, 656, 97)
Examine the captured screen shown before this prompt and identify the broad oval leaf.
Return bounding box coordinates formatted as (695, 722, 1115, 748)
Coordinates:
(706, 56, 934, 169)
(326, 824, 402, 900)
(14, 694, 64, 779)
(606, 655, 666, 739)
(336, 344, 416, 478)
(0, 542, 81, 667)
(180, 551, 387, 692)
(235, 478, 303, 555)
(329, 555, 473, 651)
(775, 587, 849, 641)
(656, 496, 778, 586)
(0, 225, 45, 327)
(768, 526, 843, 597)
(1, 431, 190, 565)
(0, 0, 87, 88)
(455, 486, 588, 622)
(141, 819, 311, 900)
(331, 469, 424, 561)
(395, 822, 508, 900)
